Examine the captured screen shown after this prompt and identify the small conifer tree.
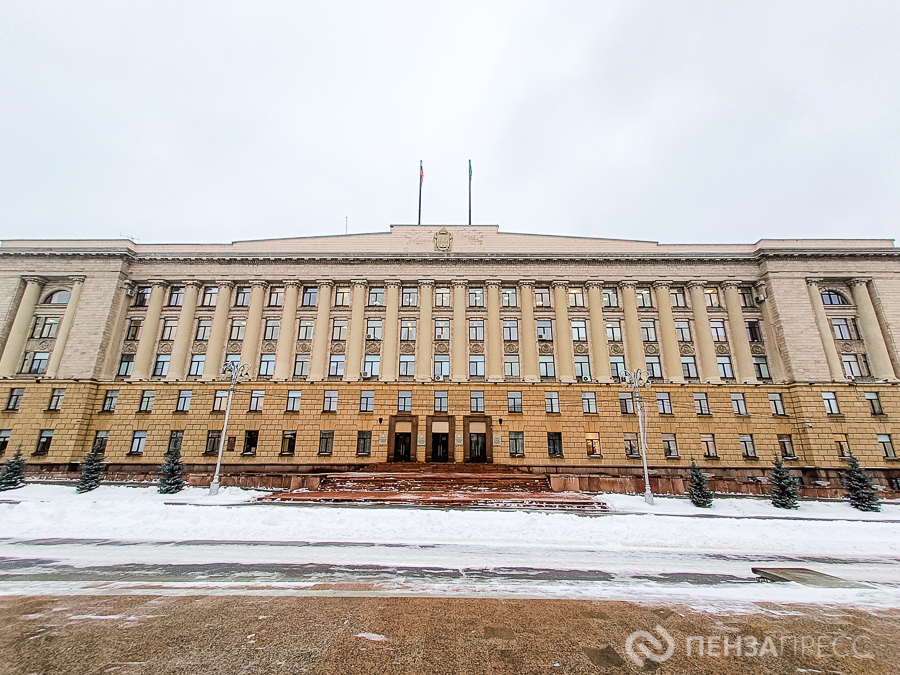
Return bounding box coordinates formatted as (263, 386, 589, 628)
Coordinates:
(686, 458, 714, 508)
(769, 455, 800, 509)
(0, 445, 27, 491)
(76, 450, 104, 494)
(841, 452, 881, 512)
(158, 442, 186, 494)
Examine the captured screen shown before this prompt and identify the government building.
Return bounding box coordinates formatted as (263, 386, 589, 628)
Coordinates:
(1, 225, 899, 494)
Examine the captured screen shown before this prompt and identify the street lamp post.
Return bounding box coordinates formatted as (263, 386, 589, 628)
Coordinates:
(209, 361, 250, 496)
(622, 368, 654, 505)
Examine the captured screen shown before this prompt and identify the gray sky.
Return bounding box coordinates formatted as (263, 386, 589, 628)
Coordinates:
(1, 1, 898, 245)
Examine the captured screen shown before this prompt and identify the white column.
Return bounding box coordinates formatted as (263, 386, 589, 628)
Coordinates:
(552, 281, 575, 383)
(415, 280, 434, 382)
(166, 281, 201, 380)
(486, 279, 504, 382)
(0, 276, 45, 377)
(273, 281, 300, 380)
(619, 281, 646, 372)
(652, 281, 684, 383)
(202, 281, 234, 379)
(722, 281, 758, 383)
(687, 281, 721, 383)
(585, 281, 612, 382)
(130, 280, 167, 380)
(849, 278, 897, 380)
(45, 275, 85, 379)
(347, 280, 371, 382)
(451, 280, 468, 382)
(307, 280, 334, 382)
(238, 281, 267, 375)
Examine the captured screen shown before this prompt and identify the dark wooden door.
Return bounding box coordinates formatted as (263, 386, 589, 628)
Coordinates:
(394, 433, 411, 461)
(469, 433, 486, 462)
(431, 433, 449, 462)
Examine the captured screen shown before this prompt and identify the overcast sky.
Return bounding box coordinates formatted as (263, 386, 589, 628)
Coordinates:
(1, 1, 898, 245)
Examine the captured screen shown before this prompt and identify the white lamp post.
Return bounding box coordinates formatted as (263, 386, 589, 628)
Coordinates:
(622, 368, 654, 505)
(209, 361, 250, 496)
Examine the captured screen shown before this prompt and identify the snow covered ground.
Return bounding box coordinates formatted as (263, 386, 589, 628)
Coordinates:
(1, 484, 899, 608)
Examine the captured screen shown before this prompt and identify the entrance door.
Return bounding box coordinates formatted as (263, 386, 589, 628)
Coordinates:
(394, 433, 412, 462)
(432, 433, 449, 462)
(469, 433, 486, 463)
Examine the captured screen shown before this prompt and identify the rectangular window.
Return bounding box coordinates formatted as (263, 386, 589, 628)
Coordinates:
(399, 355, 415, 376)
(243, 430, 259, 455)
(249, 390, 265, 411)
(831, 318, 855, 340)
(434, 287, 450, 307)
(822, 392, 840, 414)
(323, 390, 338, 412)
(398, 390, 412, 412)
(102, 390, 118, 412)
(230, 319, 246, 340)
(731, 393, 747, 415)
(334, 287, 350, 306)
(662, 433, 679, 458)
(640, 320, 657, 342)
(126, 318, 143, 341)
(213, 390, 228, 411)
(504, 356, 520, 377)
(329, 355, 345, 376)
(258, 354, 276, 376)
(469, 319, 484, 341)
(745, 320, 763, 342)
(234, 286, 251, 307)
(91, 430, 108, 455)
(704, 288, 720, 307)
(769, 393, 785, 415)
(268, 287, 284, 307)
(834, 434, 850, 457)
(717, 356, 734, 379)
(280, 431, 296, 455)
(502, 287, 517, 307)
(21, 352, 50, 374)
(582, 392, 597, 414)
(139, 390, 155, 412)
(434, 355, 450, 378)
(401, 287, 418, 306)
(503, 320, 519, 341)
(606, 320, 622, 342)
(195, 319, 212, 340)
(434, 390, 448, 412)
(545, 391, 560, 413)
(571, 320, 587, 342)
(294, 354, 310, 377)
(286, 390, 302, 412)
(619, 392, 635, 414)
(670, 288, 686, 307)
(602, 287, 618, 307)
(710, 320, 727, 342)
(264, 319, 280, 341)
(363, 354, 380, 377)
(298, 320, 314, 340)
(547, 432, 563, 457)
(201, 286, 218, 306)
(188, 354, 205, 376)
(624, 433, 640, 457)
(470, 390, 485, 413)
(568, 288, 585, 307)
(539, 355, 555, 377)
(702, 434, 717, 458)
(48, 388, 65, 411)
(779, 434, 796, 459)
(302, 287, 318, 306)
(508, 391, 522, 413)
(534, 288, 551, 307)
(636, 288, 653, 308)
(468, 287, 484, 307)
(205, 430, 221, 455)
(129, 431, 145, 455)
(740, 434, 756, 458)
(675, 320, 692, 342)
(657, 392, 672, 414)
(176, 390, 192, 412)
(400, 320, 416, 341)
(160, 319, 178, 341)
(536, 320, 553, 341)
(681, 356, 698, 378)
(38, 316, 60, 338)
(645, 356, 662, 378)
(841, 354, 868, 378)
(366, 319, 382, 340)
(753, 357, 771, 379)
(509, 431, 524, 457)
(610, 356, 625, 379)
(739, 287, 755, 307)
(434, 319, 450, 340)
(331, 319, 348, 341)
(586, 432, 601, 457)
(865, 392, 883, 414)
(167, 430, 184, 455)
(574, 356, 591, 380)
(168, 286, 184, 307)
(878, 434, 895, 458)
(356, 430, 372, 456)
(359, 390, 374, 412)
(470, 355, 486, 377)
(134, 286, 151, 307)
(694, 392, 709, 415)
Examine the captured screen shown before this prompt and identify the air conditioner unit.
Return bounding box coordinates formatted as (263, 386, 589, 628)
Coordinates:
(581, 376, 591, 383)
(361, 371, 371, 379)
(435, 375, 444, 381)
(125, 288, 135, 297)
(755, 293, 766, 303)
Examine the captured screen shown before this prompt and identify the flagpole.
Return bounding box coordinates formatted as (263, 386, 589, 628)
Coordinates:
(418, 161, 423, 226)
(468, 160, 472, 225)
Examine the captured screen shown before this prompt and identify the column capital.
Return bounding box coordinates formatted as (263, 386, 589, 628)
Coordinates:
(249, 279, 268, 288)
(651, 280, 673, 291)
(351, 279, 370, 289)
(316, 279, 335, 288)
(551, 280, 569, 290)
(215, 280, 235, 289)
(182, 280, 203, 288)
(451, 279, 468, 288)
(686, 280, 708, 290)
(21, 276, 46, 285)
(67, 275, 86, 284)
(720, 280, 743, 289)
(617, 280, 637, 290)
(584, 280, 604, 290)
(385, 279, 402, 288)
(283, 279, 301, 288)
(517, 279, 535, 289)
(848, 277, 873, 288)
(485, 278, 503, 287)
(417, 279, 435, 288)
(805, 277, 823, 287)
(754, 280, 768, 290)
(148, 279, 168, 288)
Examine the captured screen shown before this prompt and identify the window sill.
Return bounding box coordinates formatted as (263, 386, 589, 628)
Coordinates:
(284, 409, 301, 414)
(98, 409, 116, 414)
(664, 455, 680, 460)
(742, 455, 759, 460)
(210, 410, 226, 414)
(172, 410, 189, 414)
(547, 454, 565, 459)
(625, 454, 641, 460)
(126, 451, 143, 456)
(704, 454, 720, 460)
(279, 452, 295, 457)
(696, 412, 711, 416)
(318, 453, 333, 457)
(509, 453, 525, 458)
(587, 454, 603, 459)
(247, 409, 263, 413)
(582, 411, 598, 415)
(782, 456, 799, 461)
(658, 412, 673, 416)
(734, 413, 751, 418)
(884, 456, 899, 461)
(136, 410, 153, 414)
(44, 409, 60, 413)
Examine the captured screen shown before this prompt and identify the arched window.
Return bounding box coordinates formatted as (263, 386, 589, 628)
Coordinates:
(821, 290, 849, 306)
(44, 290, 71, 305)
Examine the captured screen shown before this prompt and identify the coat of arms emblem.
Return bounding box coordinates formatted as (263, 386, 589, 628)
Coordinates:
(434, 227, 452, 251)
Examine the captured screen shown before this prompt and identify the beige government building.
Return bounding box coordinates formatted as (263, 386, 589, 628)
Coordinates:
(1, 225, 899, 492)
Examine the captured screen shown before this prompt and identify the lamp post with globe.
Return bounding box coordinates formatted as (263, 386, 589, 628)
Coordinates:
(622, 368, 654, 505)
(209, 361, 251, 496)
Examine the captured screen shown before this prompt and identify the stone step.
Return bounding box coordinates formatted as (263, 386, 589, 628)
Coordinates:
(261, 490, 608, 510)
